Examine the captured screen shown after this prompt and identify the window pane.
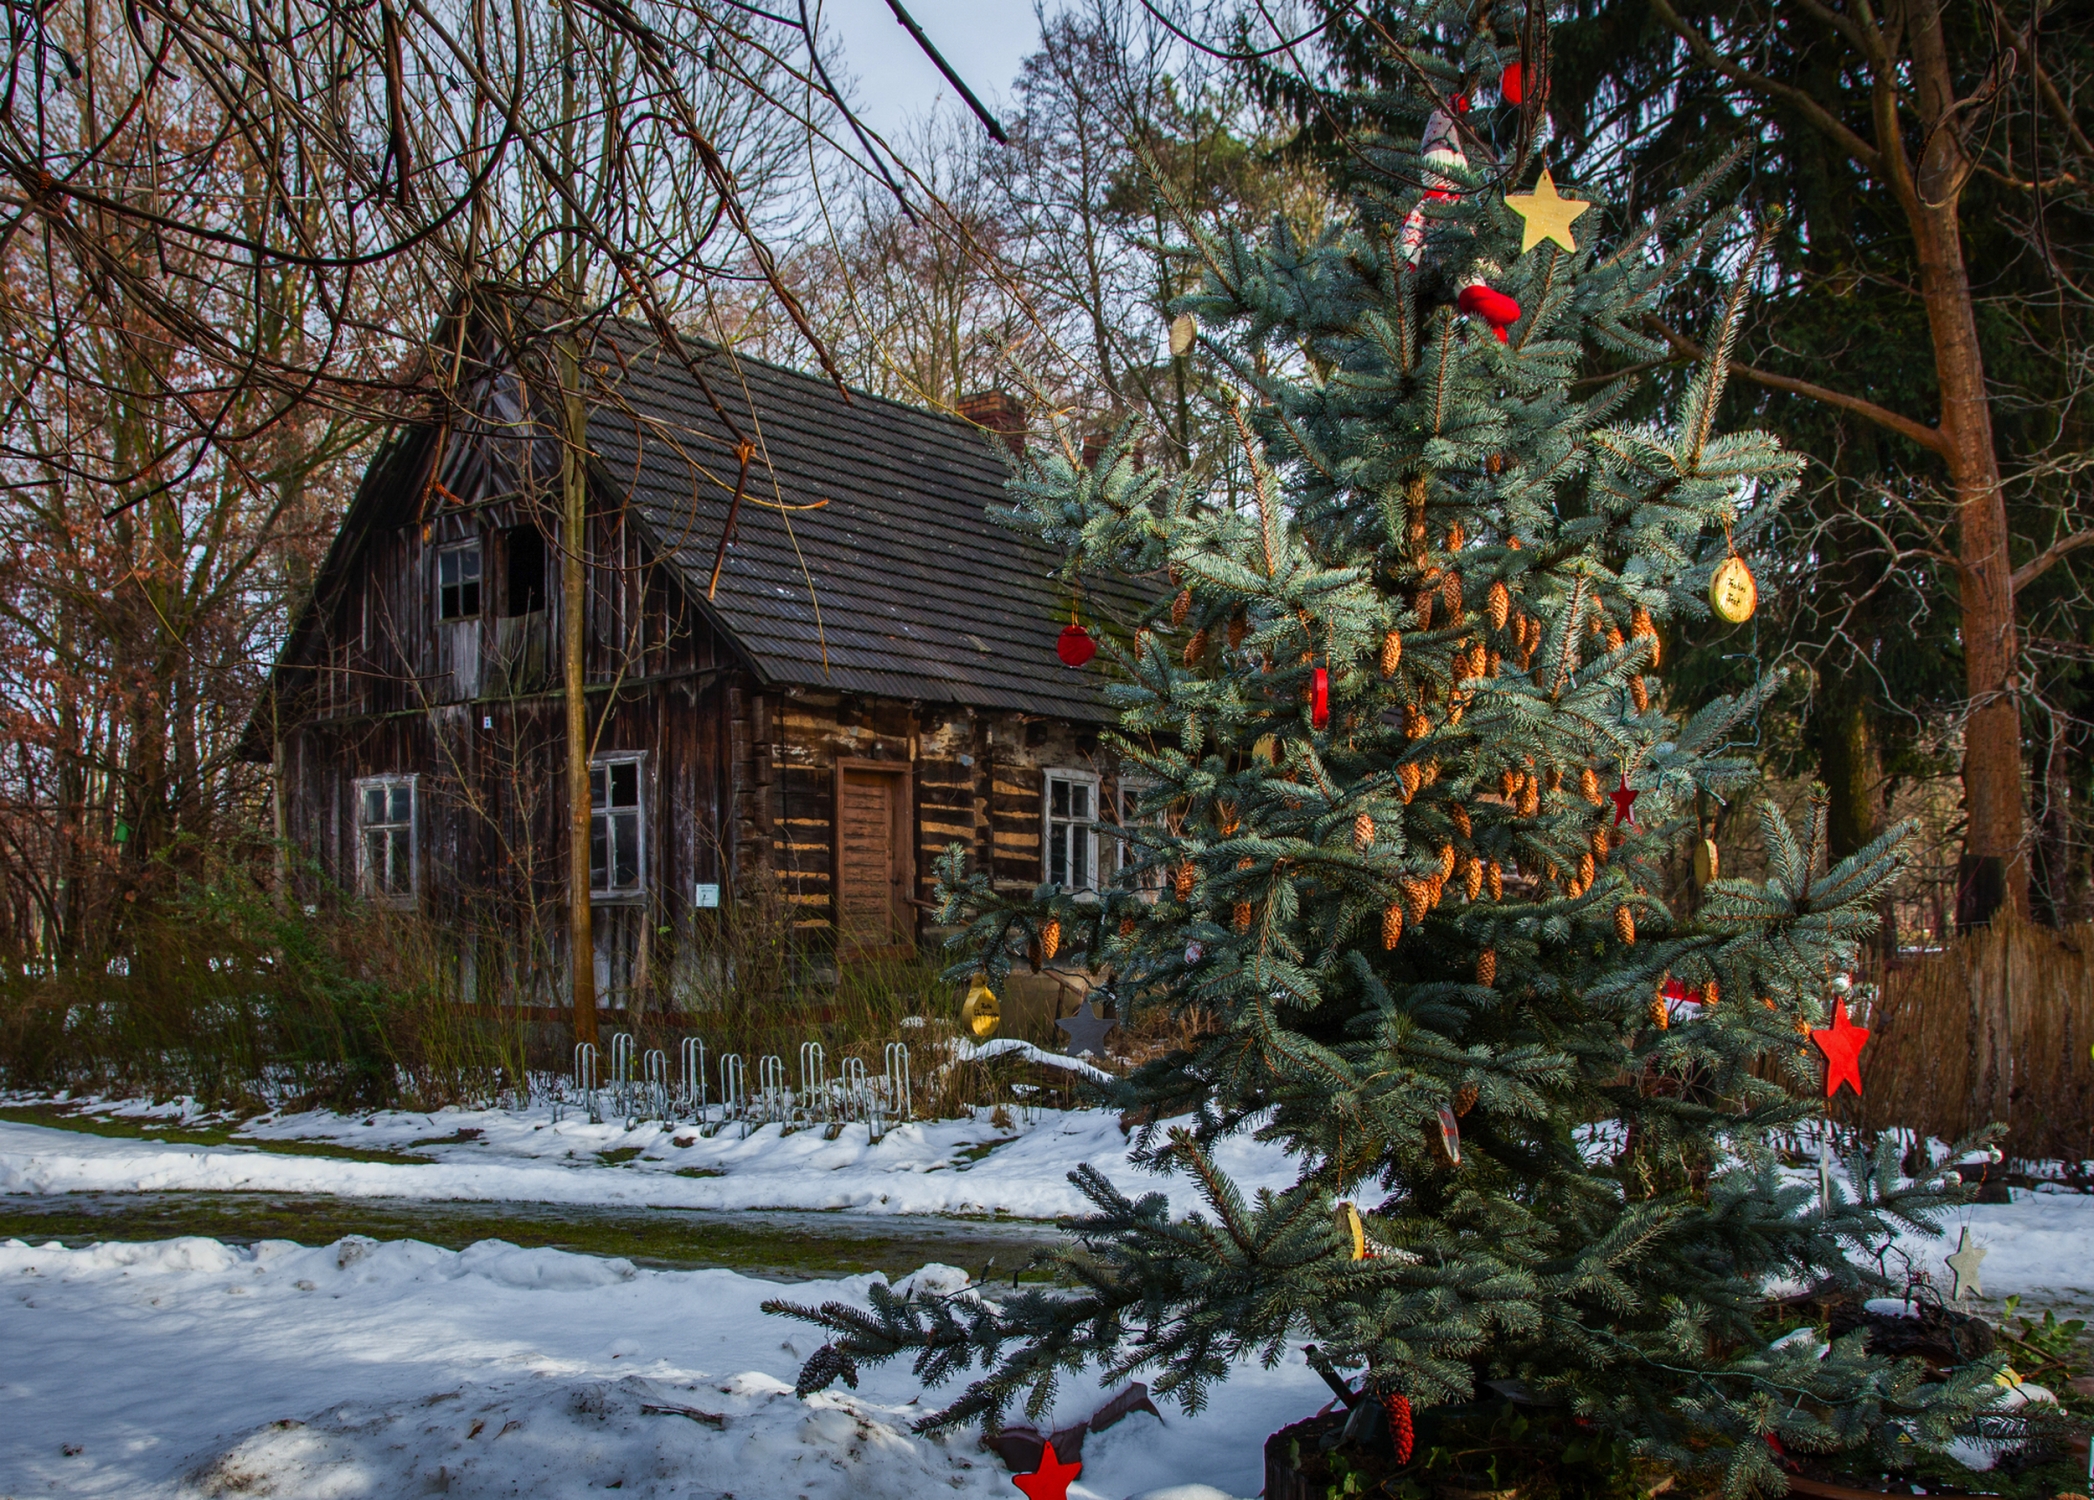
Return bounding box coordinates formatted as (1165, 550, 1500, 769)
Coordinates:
(1051, 780, 1068, 817)
(459, 580, 481, 616)
(439, 550, 460, 586)
(590, 815, 608, 886)
(613, 811, 640, 887)
(458, 548, 482, 582)
(611, 760, 638, 808)
(363, 787, 385, 825)
(1073, 831, 1090, 889)
(389, 786, 412, 823)
(590, 764, 607, 809)
(1049, 825, 1067, 886)
(1070, 784, 1090, 820)
(386, 831, 410, 894)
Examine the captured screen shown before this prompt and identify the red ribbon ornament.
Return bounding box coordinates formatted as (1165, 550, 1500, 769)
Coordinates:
(1310, 666, 1330, 728)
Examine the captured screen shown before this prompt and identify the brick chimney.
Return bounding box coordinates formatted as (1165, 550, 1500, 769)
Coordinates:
(957, 390, 1027, 457)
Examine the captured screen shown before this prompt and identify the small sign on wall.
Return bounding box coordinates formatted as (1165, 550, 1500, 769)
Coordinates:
(693, 883, 721, 909)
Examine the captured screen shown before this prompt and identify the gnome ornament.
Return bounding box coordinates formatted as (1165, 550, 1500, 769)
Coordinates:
(1399, 101, 1522, 344)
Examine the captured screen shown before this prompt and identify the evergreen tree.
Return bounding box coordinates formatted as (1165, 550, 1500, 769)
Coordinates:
(774, 14, 2011, 1491)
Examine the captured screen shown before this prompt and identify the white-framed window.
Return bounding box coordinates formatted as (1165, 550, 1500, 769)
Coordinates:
(437, 540, 483, 620)
(355, 775, 417, 902)
(590, 755, 646, 898)
(1044, 769, 1100, 892)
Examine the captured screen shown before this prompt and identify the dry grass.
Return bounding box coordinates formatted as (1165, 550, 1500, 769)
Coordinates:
(1842, 914, 2094, 1168)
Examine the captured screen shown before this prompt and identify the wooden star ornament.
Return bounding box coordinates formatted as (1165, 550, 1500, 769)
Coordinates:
(1013, 1440, 1083, 1500)
(1505, 166, 1589, 254)
(1810, 997, 1869, 1098)
(1945, 1225, 1987, 1301)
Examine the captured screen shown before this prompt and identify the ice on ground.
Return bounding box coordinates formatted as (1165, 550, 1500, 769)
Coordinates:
(0, 1102, 1298, 1219)
(0, 1234, 1316, 1499)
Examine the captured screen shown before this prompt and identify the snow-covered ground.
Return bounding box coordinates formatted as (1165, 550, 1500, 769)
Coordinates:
(4, 1095, 2091, 1499)
(0, 1233, 1313, 1499)
(0, 1100, 1298, 1218)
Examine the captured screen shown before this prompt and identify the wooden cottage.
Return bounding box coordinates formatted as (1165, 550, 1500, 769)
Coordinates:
(249, 315, 1147, 1012)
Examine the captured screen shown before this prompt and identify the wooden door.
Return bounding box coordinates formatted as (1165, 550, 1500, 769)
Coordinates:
(835, 762, 911, 953)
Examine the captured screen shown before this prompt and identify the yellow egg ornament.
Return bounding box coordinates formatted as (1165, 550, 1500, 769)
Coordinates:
(1709, 555, 1757, 624)
(960, 976, 1000, 1038)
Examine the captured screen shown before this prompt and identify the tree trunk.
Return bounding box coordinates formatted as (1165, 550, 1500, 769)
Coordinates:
(560, 333, 598, 1049)
(1902, 0, 2026, 927)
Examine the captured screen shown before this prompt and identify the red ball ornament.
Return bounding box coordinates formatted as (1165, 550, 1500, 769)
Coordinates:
(1501, 63, 1525, 104)
(1310, 666, 1330, 728)
(1457, 284, 1522, 343)
(1056, 624, 1096, 668)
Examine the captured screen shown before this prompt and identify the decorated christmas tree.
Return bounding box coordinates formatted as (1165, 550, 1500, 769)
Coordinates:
(777, 16, 2027, 1495)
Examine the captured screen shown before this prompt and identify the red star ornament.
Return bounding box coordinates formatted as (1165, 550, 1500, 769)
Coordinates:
(1810, 997, 1869, 1098)
(1013, 1441, 1083, 1500)
(1610, 773, 1640, 827)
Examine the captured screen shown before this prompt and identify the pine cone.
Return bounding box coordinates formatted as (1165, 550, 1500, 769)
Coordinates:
(1631, 676, 1650, 714)
(1577, 852, 1595, 889)
(1518, 775, 1540, 818)
(1441, 570, 1463, 620)
(1486, 580, 1511, 630)
(1631, 606, 1660, 668)
(1040, 918, 1061, 962)
(1399, 763, 1422, 802)
(1380, 630, 1403, 678)
(1382, 901, 1404, 949)
(1499, 769, 1520, 801)
(1580, 766, 1603, 805)
(1476, 949, 1497, 987)
(1454, 1082, 1479, 1116)
(1648, 997, 1670, 1030)
(1413, 588, 1435, 630)
(1405, 705, 1432, 741)
(1172, 588, 1191, 627)
(1445, 521, 1465, 552)
(1353, 813, 1375, 852)
(1119, 914, 1137, 937)
(1486, 860, 1504, 900)
(1216, 801, 1240, 835)
(1401, 878, 1432, 925)
(1228, 610, 1249, 651)
(1464, 860, 1484, 900)
(1174, 862, 1196, 902)
(1428, 873, 1447, 908)
(1423, 758, 1440, 784)
(1591, 824, 1610, 864)
(1232, 900, 1253, 932)
(1701, 979, 1720, 1006)
(1451, 805, 1472, 837)
(1614, 905, 1637, 944)
(1486, 649, 1501, 677)
(1182, 626, 1209, 666)
(1438, 843, 1457, 880)
(1606, 624, 1626, 652)
(1446, 698, 1465, 729)
(1545, 766, 1563, 793)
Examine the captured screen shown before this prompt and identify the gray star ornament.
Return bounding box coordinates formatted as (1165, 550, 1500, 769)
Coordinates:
(1945, 1225, 1987, 1301)
(1055, 998, 1118, 1059)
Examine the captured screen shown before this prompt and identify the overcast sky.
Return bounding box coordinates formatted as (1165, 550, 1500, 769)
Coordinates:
(812, 0, 1049, 139)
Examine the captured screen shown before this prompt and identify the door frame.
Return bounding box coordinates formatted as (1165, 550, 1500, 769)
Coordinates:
(832, 757, 915, 957)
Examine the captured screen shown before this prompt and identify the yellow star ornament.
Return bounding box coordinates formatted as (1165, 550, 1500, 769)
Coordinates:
(1506, 167, 1589, 254)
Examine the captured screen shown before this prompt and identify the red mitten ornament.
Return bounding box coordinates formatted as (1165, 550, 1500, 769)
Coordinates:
(1457, 283, 1521, 343)
(1310, 666, 1330, 728)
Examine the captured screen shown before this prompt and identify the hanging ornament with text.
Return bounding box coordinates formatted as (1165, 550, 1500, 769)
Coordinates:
(1710, 554, 1758, 624)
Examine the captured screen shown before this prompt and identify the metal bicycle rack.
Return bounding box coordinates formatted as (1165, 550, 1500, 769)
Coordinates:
(608, 1032, 636, 1119)
(679, 1037, 707, 1117)
(757, 1054, 789, 1125)
(716, 1052, 747, 1137)
(883, 1042, 912, 1122)
(642, 1048, 669, 1121)
(573, 1041, 601, 1124)
(798, 1041, 828, 1126)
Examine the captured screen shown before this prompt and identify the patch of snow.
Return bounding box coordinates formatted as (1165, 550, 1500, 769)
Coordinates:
(0, 1234, 1326, 1498)
(0, 1106, 1297, 1220)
